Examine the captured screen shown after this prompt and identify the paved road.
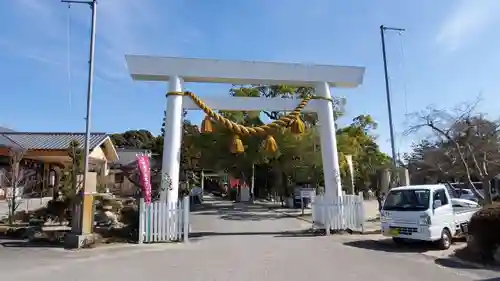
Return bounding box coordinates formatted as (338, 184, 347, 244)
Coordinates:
(0, 197, 498, 281)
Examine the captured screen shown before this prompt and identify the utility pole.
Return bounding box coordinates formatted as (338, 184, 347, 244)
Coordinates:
(61, 0, 97, 248)
(380, 25, 405, 168)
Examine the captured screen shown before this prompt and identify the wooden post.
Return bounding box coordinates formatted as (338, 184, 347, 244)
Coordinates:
(66, 172, 96, 248)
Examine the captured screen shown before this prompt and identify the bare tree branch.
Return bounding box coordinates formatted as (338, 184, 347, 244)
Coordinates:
(405, 99, 499, 204)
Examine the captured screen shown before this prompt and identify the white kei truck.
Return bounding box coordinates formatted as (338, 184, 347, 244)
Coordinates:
(380, 184, 480, 250)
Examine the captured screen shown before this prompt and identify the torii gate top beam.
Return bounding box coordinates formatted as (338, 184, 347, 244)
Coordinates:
(125, 55, 365, 88)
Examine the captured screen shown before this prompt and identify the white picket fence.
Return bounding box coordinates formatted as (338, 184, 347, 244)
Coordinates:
(138, 196, 190, 243)
(311, 192, 365, 232)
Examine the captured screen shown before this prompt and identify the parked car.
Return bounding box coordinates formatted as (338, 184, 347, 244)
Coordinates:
(455, 188, 478, 202)
(381, 184, 480, 250)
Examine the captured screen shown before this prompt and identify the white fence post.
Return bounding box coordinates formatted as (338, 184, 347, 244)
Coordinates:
(311, 193, 366, 234)
(325, 198, 330, 235)
(138, 198, 145, 244)
(137, 196, 190, 244)
(183, 196, 190, 242)
(358, 191, 365, 233)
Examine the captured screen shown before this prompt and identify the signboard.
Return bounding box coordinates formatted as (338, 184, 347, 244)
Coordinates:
(300, 188, 315, 199)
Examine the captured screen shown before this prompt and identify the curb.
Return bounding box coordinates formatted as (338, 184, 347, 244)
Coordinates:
(265, 204, 381, 235)
(355, 229, 382, 235)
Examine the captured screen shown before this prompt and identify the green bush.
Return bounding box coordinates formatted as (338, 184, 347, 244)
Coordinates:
(30, 198, 73, 224)
(10, 210, 30, 223)
(118, 205, 139, 241)
(120, 205, 139, 229)
(468, 203, 500, 262)
(0, 226, 27, 238)
(99, 198, 123, 212)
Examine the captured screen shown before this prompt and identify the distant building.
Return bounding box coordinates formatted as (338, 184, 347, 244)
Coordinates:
(108, 148, 161, 197)
(0, 131, 118, 198)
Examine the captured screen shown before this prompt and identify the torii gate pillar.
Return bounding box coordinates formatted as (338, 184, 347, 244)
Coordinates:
(315, 82, 342, 200)
(161, 75, 184, 206)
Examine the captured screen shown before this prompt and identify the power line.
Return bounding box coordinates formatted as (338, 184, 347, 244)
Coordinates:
(397, 32, 409, 117)
(66, 3, 73, 110)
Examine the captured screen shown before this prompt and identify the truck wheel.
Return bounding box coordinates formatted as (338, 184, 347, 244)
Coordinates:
(437, 229, 452, 250)
(392, 237, 405, 245)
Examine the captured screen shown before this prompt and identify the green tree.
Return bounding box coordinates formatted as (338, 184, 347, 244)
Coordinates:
(110, 129, 156, 150)
(230, 85, 346, 124)
(337, 115, 390, 193)
(60, 140, 84, 199)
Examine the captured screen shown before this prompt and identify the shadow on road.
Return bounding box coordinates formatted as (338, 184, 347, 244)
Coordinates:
(219, 212, 287, 221)
(191, 199, 295, 222)
(476, 278, 500, 281)
(433, 247, 500, 273)
(434, 258, 482, 270)
(189, 229, 321, 239)
(0, 239, 64, 249)
(343, 239, 434, 253)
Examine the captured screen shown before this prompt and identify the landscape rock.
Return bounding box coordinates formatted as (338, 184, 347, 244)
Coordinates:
(494, 246, 500, 263)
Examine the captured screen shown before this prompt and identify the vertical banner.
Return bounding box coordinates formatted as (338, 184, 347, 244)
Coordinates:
(229, 176, 240, 189)
(136, 154, 152, 206)
(345, 154, 355, 194)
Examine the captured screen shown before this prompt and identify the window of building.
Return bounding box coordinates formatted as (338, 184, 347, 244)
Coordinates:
(114, 173, 124, 183)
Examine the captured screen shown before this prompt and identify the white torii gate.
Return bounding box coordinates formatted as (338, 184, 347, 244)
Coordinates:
(125, 55, 365, 207)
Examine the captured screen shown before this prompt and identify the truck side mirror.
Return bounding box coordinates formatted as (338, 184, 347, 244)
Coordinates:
(433, 200, 442, 209)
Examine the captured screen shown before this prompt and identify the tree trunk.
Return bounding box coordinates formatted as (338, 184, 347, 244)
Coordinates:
(8, 162, 19, 225)
(481, 178, 493, 205)
(465, 177, 486, 204)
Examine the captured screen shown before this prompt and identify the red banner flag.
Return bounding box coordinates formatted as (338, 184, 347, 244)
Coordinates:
(136, 154, 152, 206)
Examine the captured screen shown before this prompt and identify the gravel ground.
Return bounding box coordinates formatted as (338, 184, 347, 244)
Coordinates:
(0, 196, 497, 281)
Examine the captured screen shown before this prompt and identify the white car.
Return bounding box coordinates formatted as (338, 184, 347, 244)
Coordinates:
(454, 188, 478, 202)
(381, 184, 479, 250)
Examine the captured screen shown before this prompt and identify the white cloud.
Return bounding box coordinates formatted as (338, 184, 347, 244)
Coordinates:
(436, 0, 500, 52)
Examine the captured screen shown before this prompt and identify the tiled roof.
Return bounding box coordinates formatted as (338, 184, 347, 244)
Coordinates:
(0, 126, 15, 132)
(0, 134, 20, 148)
(0, 132, 109, 150)
(114, 148, 151, 166)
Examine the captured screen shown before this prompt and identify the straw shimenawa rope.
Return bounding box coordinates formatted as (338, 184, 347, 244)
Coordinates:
(167, 91, 313, 136)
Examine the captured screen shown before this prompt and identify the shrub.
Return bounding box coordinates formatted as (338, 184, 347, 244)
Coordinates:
(10, 210, 30, 223)
(46, 198, 72, 222)
(30, 198, 73, 224)
(98, 198, 123, 213)
(120, 205, 139, 227)
(468, 203, 500, 262)
(118, 205, 139, 241)
(0, 226, 27, 238)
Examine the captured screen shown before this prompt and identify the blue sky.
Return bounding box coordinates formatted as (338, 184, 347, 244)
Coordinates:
(1, 0, 500, 156)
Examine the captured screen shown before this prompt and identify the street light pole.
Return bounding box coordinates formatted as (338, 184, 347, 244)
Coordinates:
(61, 0, 97, 242)
(380, 25, 405, 168)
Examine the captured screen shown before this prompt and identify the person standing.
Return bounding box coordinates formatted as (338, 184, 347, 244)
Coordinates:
(376, 190, 386, 212)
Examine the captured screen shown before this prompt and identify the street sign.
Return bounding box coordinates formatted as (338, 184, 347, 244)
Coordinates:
(300, 188, 315, 199)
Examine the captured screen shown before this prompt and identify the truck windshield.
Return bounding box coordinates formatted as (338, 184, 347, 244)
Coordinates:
(383, 189, 431, 211)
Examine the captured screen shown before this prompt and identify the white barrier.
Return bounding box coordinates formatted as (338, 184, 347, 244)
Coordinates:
(311, 192, 365, 232)
(138, 196, 190, 243)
